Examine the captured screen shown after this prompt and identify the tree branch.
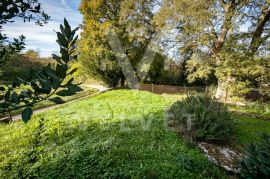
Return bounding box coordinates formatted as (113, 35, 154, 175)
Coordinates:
(249, 8, 270, 55)
(219, 0, 226, 8)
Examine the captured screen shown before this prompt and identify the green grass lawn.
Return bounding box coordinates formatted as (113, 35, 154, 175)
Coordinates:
(0, 90, 225, 178)
(228, 102, 270, 119)
(227, 102, 270, 149)
(232, 114, 270, 147)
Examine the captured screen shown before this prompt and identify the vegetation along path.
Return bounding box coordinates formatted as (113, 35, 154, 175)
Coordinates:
(0, 85, 109, 122)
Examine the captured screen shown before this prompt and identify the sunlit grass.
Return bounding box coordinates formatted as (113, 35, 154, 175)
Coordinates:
(228, 102, 270, 118)
(233, 114, 270, 147)
(0, 90, 224, 178)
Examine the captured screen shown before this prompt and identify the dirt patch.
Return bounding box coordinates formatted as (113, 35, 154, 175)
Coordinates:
(167, 116, 242, 174)
(198, 142, 242, 173)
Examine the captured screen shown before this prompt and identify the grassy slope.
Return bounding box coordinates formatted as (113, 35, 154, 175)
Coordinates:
(0, 90, 225, 178)
(0, 86, 98, 119)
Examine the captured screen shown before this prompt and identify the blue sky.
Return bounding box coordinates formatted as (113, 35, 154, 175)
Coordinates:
(3, 0, 82, 57)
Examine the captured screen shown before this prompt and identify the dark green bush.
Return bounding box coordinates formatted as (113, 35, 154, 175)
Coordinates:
(239, 133, 270, 179)
(168, 94, 233, 143)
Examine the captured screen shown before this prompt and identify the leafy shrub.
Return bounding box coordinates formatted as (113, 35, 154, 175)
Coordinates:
(239, 133, 270, 178)
(168, 94, 233, 143)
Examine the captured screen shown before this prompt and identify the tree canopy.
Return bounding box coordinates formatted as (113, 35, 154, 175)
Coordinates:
(154, 0, 270, 98)
(79, 0, 166, 87)
(78, 0, 270, 98)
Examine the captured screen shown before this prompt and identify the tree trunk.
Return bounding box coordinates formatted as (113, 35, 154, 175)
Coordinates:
(215, 76, 235, 101)
(249, 8, 270, 56)
(215, 2, 269, 100)
(215, 82, 228, 101)
(120, 77, 125, 86)
(214, 1, 238, 100)
(212, 0, 237, 64)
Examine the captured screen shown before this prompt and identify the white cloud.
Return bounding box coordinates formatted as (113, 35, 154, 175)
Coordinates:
(3, 0, 82, 57)
(60, 0, 74, 12)
(4, 23, 58, 43)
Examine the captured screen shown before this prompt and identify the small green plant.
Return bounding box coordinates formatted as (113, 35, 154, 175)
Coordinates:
(168, 94, 233, 143)
(239, 133, 270, 178)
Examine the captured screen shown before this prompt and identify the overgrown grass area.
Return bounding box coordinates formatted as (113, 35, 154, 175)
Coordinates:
(0, 90, 225, 178)
(1, 90, 269, 178)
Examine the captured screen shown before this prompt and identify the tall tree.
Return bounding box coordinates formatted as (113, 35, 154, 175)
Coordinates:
(156, 0, 270, 99)
(79, 0, 160, 87)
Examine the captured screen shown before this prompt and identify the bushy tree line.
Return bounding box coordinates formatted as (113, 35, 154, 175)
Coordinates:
(78, 0, 269, 99)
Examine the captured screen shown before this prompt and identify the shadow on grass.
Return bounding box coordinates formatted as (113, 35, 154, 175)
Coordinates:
(1, 109, 225, 178)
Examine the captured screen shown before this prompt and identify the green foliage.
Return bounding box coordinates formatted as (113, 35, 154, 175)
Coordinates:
(186, 52, 217, 85)
(239, 133, 270, 178)
(0, 19, 80, 122)
(143, 53, 166, 84)
(0, 90, 225, 178)
(21, 107, 33, 122)
(24, 49, 40, 59)
(0, 35, 26, 61)
(0, 0, 49, 26)
(78, 0, 126, 87)
(0, 0, 49, 59)
(156, 0, 270, 97)
(168, 94, 233, 143)
(79, 0, 162, 87)
(79, 54, 124, 87)
(0, 53, 54, 82)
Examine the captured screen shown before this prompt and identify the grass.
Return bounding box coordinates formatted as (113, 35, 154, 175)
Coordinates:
(228, 102, 270, 119)
(0, 86, 98, 119)
(0, 90, 225, 178)
(227, 102, 270, 149)
(232, 114, 270, 147)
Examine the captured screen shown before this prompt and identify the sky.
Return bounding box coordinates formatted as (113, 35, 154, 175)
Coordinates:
(3, 0, 82, 57)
